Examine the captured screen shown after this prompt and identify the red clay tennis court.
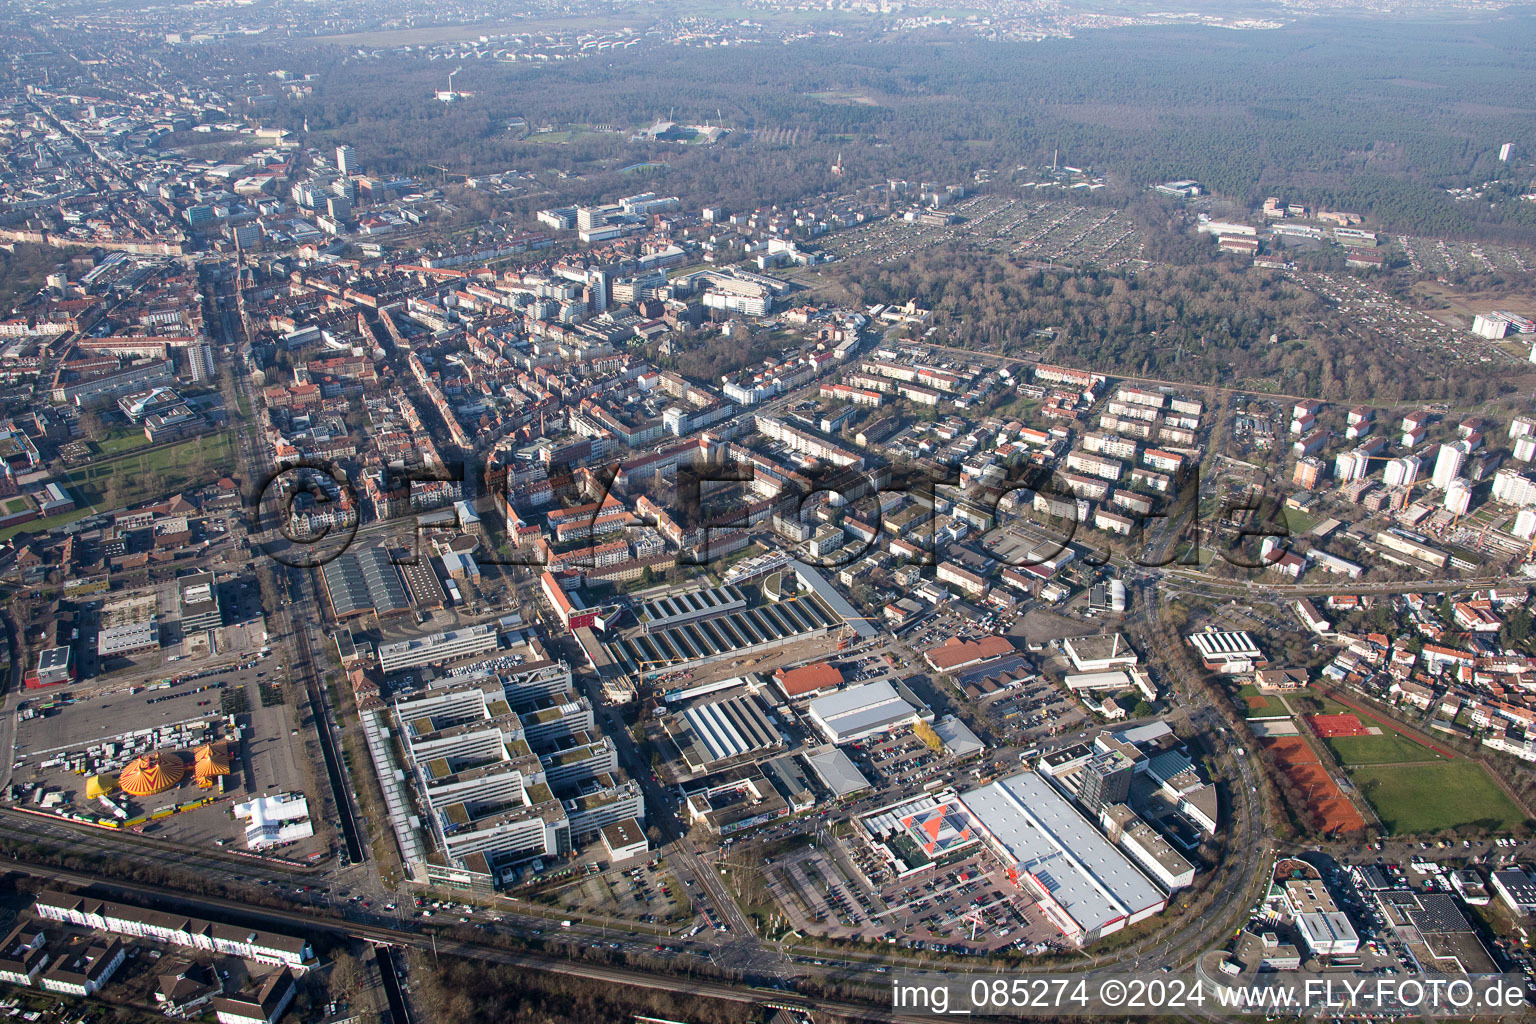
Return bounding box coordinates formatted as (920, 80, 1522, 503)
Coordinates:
(1323, 690, 1459, 760)
(1309, 713, 1368, 738)
(1260, 736, 1366, 833)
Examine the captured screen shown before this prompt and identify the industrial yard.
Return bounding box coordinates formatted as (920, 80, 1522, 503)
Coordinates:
(7, 653, 325, 859)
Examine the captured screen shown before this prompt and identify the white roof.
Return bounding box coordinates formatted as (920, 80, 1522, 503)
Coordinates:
(1112, 721, 1174, 747)
(234, 792, 310, 824)
(1296, 911, 1359, 952)
(810, 679, 900, 718)
(961, 772, 1164, 935)
(1188, 630, 1262, 660)
(933, 716, 985, 758)
(807, 680, 916, 741)
(804, 745, 871, 797)
(1064, 670, 1131, 691)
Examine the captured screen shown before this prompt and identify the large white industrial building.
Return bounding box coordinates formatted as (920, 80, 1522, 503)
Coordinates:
(960, 772, 1168, 945)
(1186, 630, 1266, 672)
(807, 680, 922, 744)
(232, 793, 315, 850)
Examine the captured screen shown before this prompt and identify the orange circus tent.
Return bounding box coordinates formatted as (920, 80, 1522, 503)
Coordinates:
(193, 742, 230, 787)
(117, 752, 185, 797)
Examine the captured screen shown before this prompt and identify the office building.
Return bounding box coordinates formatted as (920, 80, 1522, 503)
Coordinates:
(394, 680, 569, 876)
(377, 622, 500, 673)
(97, 618, 159, 657)
(1078, 750, 1134, 812)
(177, 571, 222, 633)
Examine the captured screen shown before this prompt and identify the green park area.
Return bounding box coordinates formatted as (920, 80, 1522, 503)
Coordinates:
(93, 426, 152, 457)
(63, 432, 235, 512)
(0, 504, 92, 543)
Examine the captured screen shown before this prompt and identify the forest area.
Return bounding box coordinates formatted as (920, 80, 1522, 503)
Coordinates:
(0, 243, 61, 312)
(222, 12, 1536, 243)
(832, 251, 1511, 404)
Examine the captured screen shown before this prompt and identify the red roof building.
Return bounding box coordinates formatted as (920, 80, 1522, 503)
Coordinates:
(924, 635, 1016, 674)
(774, 662, 843, 698)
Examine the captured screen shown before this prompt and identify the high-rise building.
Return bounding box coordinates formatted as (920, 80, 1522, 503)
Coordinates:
(1493, 468, 1536, 508)
(1384, 455, 1420, 489)
(1445, 479, 1473, 516)
(1432, 442, 1468, 490)
(1474, 313, 1510, 340)
(336, 144, 356, 176)
(1515, 508, 1536, 541)
(1334, 451, 1367, 484)
(178, 571, 222, 633)
(1078, 751, 1134, 813)
(185, 343, 215, 383)
(1292, 456, 1324, 490)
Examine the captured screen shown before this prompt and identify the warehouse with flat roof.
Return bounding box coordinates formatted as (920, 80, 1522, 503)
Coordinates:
(1063, 634, 1138, 673)
(802, 745, 871, 798)
(960, 771, 1167, 945)
(807, 680, 919, 744)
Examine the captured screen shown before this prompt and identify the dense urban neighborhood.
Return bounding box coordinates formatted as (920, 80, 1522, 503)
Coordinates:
(2, 0, 1536, 1021)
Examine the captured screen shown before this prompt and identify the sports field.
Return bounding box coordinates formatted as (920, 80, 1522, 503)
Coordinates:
(1311, 695, 1357, 716)
(1310, 712, 1368, 737)
(1325, 732, 1446, 766)
(1260, 736, 1366, 833)
(1238, 683, 1278, 718)
(1350, 762, 1525, 835)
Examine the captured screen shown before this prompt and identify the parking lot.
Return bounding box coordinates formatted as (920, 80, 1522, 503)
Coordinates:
(544, 860, 691, 927)
(978, 676, 1089, 744)
(7, 650, 319, 854)
(845, 731, 943, 789)
(770, 834, 1064, 954)
(873, 857, 1063, 954)
(907, 607, 1009, 653)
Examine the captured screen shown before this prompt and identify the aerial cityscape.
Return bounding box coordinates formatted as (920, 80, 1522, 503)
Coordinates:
(0, 0, 1535, 1020)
